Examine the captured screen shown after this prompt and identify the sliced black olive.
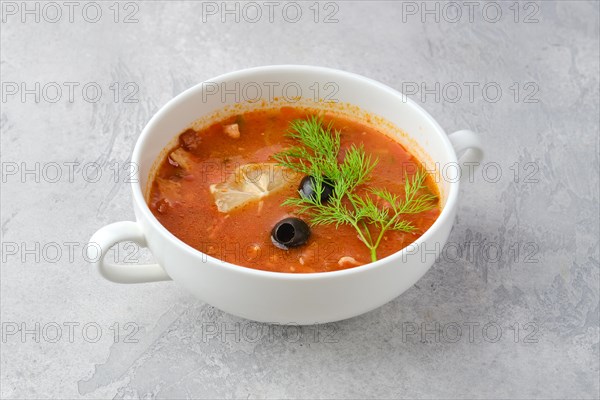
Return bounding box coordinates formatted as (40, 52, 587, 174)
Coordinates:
(271, 217, 311, 250)
(299, 175, 334, 203)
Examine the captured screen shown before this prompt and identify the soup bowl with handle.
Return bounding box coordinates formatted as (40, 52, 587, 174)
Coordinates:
(89, 65, 483, 324)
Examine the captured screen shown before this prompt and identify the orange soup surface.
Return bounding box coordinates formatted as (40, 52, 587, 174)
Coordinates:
(149, 107, 441, 273)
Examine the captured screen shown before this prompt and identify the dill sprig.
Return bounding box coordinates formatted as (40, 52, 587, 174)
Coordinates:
(273, 116, 437, 262)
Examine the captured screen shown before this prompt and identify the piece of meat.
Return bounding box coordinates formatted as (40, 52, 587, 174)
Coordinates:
(155, 198, 173, 213)
(168, 148, 193, 170)
(153, 177, 183, 213)
(338, 256, 361, 268)
(223, 123, 240, 139)
(179, 129, 201, 151)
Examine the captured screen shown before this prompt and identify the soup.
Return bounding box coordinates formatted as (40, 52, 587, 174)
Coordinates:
(148, 107, 440, 273)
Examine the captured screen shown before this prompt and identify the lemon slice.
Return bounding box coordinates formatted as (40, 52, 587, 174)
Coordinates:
(210, 163, 296, 212)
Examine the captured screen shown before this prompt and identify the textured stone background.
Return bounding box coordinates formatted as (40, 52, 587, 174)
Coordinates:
(1, 1, 599, 399)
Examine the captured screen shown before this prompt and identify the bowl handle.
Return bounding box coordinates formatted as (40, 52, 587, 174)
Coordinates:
(88, 221, 171, 283)
(448, 129, 484, 177)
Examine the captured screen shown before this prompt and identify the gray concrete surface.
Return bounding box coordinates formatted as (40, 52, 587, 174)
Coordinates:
(1, 1, 599, 399)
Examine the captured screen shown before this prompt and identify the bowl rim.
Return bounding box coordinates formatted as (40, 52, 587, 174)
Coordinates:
(131, 64, 459, 281)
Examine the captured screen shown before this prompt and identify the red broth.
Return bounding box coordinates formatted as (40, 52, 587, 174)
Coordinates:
(148, 107, 440, 273)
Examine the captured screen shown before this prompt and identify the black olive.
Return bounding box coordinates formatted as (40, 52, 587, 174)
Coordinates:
(271, 217, 311, 250)
(299, 176, 334, 203)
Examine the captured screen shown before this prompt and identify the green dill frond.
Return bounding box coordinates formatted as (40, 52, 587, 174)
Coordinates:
(339, 144, 378, 190)
(392, 219, 416, 232)
(272, 116, 439, 262)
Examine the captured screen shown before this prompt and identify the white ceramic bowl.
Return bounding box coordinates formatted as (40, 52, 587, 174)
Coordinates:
(89, 65, 483, 324)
